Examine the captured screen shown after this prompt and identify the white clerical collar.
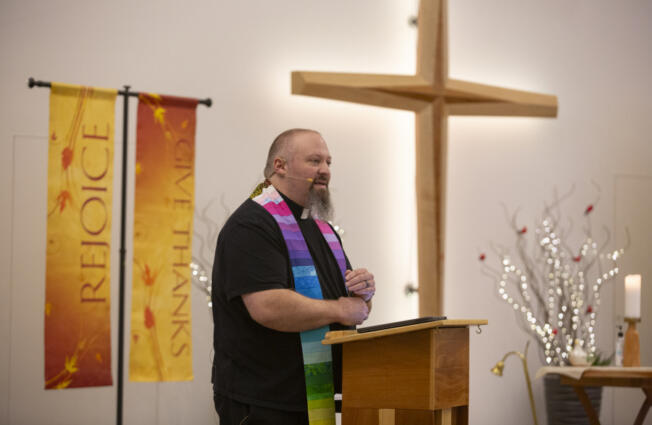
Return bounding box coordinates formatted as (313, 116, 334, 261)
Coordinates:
(300, 208, 310, 220)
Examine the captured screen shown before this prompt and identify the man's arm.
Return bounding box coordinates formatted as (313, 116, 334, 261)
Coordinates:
(242, 289, 369, 332)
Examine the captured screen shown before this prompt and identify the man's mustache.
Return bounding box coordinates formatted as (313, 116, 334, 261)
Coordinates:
(311, 175, 329, 187)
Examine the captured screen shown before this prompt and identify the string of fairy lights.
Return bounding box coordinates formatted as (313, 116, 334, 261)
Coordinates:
(482, 202, 625, 365)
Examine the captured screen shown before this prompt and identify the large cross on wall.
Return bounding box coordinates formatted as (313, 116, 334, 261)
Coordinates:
(292, 0, 558, 316)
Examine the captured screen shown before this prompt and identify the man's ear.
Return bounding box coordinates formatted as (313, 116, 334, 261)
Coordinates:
(273, 157, 287, 176)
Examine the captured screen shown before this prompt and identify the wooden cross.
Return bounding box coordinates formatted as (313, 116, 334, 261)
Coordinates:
(292, 0, 558, 316)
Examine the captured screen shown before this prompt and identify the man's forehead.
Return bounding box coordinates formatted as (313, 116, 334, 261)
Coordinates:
(291, 132, 330, 155)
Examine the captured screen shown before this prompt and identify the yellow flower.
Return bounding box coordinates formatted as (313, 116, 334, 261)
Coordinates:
(65, 355, 79, 374)
(55, 378, 72, 389)
(154, 107, 166, 125)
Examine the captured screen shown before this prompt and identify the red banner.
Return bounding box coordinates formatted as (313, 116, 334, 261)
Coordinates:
(44, 83, 116, 389)
(129, 94, 198, 381)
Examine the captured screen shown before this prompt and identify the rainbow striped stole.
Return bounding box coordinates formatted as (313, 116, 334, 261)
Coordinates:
(253, 185, 345, 425)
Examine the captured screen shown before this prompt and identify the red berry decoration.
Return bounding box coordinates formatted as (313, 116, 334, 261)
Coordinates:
(573, 255, 582, 262)
(586, 305, 593, 314)
(479, 254, 486, 261)
(519, 226, 527, 234)
(585, 205, 594, 215)
(552, 328, 558, 336)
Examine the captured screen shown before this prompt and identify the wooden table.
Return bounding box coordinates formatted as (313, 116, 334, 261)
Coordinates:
(538, 367, 652, 425)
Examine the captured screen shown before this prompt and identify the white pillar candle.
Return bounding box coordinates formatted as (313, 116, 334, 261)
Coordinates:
(624, 274, 641, 319)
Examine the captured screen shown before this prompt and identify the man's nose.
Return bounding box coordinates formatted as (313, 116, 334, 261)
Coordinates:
(319, 162, 331, 177)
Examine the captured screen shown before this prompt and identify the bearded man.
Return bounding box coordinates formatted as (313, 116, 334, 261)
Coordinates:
(211, 129, 376, 425)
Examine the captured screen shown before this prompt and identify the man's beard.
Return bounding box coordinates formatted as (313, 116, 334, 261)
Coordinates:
(307, 185, 333, 221)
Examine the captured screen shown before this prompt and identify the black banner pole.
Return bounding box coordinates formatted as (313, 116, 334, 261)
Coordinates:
(116, 84, 130, 425)
(27, 78, 213, 106)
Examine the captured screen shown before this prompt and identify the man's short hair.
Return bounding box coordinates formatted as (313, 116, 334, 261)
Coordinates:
(263, 128, 320, 179)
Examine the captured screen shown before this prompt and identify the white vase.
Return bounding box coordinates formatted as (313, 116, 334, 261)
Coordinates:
(569, 340, 589, 366)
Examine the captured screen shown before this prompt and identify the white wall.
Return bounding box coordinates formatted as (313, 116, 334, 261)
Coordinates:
(1, 1, 651, 424)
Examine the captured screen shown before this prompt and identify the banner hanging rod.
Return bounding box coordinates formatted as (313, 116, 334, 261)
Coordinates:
(28, 77, 212, 107)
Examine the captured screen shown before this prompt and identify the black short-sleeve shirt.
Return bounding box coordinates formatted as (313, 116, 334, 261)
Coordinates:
(211, 192, 352, 411)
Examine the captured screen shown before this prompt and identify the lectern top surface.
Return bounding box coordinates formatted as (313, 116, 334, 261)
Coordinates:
(322, 319, 488, 345)
(357, 316, 447, 334)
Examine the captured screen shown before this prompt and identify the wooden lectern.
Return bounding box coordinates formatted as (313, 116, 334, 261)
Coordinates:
(323, 319, 488, 425)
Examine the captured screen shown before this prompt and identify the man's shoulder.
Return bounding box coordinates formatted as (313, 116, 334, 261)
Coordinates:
(221, 198, 278, 236)
(215, 197, 289, 269)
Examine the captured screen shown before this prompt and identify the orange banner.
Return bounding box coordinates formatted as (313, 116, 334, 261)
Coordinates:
(45, 83, 116, 389)
(129, 94, 198, 381)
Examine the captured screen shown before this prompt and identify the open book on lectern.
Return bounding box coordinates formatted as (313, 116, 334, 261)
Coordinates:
(356, 316, 447, 333)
